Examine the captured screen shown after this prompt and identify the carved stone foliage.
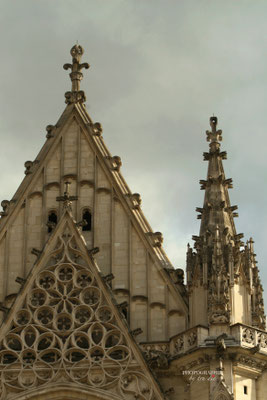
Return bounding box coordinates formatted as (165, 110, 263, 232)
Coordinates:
(187, 331, 197, 347)
(258, 332, 267, 348)
(236, 355, 267, 371)
(252, 266, 266, 330)
(174, 335, 184, 353)
(65, 90, 86, 104)
(0, 229, 159, 400)
(208, 271, 230, 325)
(141, 343, 170, 369)
(242, 328, 255, 345)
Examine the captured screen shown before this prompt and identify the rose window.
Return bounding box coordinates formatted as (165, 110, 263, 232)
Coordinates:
(5, 334, 22, 351)
(29, 289, 47, 307)
(38, 272, 55, 289)
(82, 287, 100, 306)
(24, 328, 36, 347)
(22, 350, 36, 364)
(75, 305, 92, 324)
(36, 307, 54, 326)
(57, 265, 73, 281)
(0, 235, 154, 400)
(96, 306, 113, 323)
(15, 310, 31, 326)
(76, 270, 93, 288)
(56, 314, 72, 331)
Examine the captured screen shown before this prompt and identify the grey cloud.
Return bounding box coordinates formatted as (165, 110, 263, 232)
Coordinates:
(1, 0, 267, 303)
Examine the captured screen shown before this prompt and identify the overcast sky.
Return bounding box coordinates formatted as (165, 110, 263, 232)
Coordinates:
(1, 0, 267, 304)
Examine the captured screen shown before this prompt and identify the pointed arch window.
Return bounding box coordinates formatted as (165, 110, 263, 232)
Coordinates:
(47, 210, 58, 233)
(82, 209, 92, 231)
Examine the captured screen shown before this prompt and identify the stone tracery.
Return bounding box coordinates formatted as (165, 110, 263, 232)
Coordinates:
(0, 229, 156, 400)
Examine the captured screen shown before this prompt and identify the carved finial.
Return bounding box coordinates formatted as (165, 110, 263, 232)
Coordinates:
(206, 116, 222, 144)
(63, 44, 90, 104)
(56, 181, 78, 210)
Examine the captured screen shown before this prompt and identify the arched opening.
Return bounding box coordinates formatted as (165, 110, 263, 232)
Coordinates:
(47, 211, 58, 233)
(121, 306, 128, 321)
(82, 209, 92, 231)
(14, 383, 123, 400)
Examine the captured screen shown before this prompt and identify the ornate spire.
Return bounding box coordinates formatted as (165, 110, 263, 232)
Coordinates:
(187, 116, 266, 329)
(198, 116, 238, 241)
(63, 44, 90, 105)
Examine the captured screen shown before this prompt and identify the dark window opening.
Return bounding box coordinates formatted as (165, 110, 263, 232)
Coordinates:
(47, 211, 57, 233)
(244, 386, 248, 395)
(122, 307, 128, 320)
(82, 209, 92, 231)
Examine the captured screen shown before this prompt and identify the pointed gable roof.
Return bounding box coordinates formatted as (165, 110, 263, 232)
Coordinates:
(0, 45, 173, 270)
(0, 208, 165, 399)
(0, 45, 188, 337)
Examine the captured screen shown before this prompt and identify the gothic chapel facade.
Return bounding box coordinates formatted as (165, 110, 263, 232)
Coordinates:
(0, 45, 267, 400)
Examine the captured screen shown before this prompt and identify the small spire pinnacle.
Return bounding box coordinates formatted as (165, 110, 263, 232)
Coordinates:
(63, 44, 90, 105)
(198, 116, 237, 241)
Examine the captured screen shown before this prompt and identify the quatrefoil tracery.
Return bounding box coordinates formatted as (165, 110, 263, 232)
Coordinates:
(0, 234, 154, 399)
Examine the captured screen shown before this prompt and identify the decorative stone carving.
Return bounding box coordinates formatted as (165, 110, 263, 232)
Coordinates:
(236, 355, 267, 371)
(242, 328, 255, 345)
(65, 90, 86, 104)
(127, 193, 142, 209)
(0, 200, 10, 217)
(144, 349, 170, 369)
(63, 44, 89, 104)
(174, 335, 184, 353)
(0, 228, 159, 400)
(91, 122, 103, 136)
(147, 232, 163, 247)
(46, 124, 55, 138)
(258, 332, 267, 348)
(187, 331, 197, 347)
(110, 156, 122, 172)
(24, 160, 34, 175)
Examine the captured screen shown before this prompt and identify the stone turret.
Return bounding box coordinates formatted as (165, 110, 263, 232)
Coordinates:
(187, 116, 265, 332)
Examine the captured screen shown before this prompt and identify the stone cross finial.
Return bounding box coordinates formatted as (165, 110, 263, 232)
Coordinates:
(206, 116, 222, 143)
(56, 181, 78, 210)
(63, 44, 90, 104)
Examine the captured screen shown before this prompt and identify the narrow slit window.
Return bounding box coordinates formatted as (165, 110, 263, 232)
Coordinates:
(244, 386, 248, 395)
(82, 209, 92, 231)
(47, 211, 57, 233)
(122, 307, 128, 321)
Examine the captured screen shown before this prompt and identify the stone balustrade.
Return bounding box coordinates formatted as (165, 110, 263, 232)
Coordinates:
(170, 325, 209, 356)
(231, 324, 267, 352)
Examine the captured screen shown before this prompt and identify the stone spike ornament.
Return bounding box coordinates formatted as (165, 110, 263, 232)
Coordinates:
(63, 44, 90, 104)
(187, 116, 266, 329)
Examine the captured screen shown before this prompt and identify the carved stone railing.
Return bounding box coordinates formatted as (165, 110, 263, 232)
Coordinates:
(231, 324, 267, 353)
(170, 325, 209, 356)
(140, 342, 170, 355)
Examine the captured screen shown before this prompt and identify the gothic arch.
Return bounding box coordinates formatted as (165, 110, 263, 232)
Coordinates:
(11, 383, 123, 400)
